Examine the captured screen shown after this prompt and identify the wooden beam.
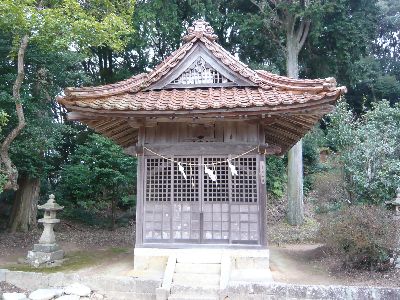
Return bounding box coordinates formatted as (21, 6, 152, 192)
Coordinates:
(268, 125, 302, 141)
(271, 121, 310, 136)
(264, 132, 294, 147)
(67, 112, 100, 121)
(138, 143, 275, 156)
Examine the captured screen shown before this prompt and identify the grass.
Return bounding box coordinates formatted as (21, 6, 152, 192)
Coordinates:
(1, 247, 130, 274)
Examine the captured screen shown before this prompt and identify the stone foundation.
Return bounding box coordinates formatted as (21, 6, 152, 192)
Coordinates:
(1, 269, 400, 300)
(27, 243, 64, 267)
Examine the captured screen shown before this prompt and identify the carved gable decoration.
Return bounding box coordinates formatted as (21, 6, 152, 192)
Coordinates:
(171, 57, 232, 85)
(147, 20, 256, 90)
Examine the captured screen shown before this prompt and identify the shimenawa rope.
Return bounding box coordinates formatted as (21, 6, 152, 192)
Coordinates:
(142, 146, 258, 167)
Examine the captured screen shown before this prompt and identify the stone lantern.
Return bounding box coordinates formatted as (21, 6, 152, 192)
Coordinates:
(27, 194, 64, 267)
(386, 188, 400, 217)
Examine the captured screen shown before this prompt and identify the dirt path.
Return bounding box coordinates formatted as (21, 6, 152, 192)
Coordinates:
(269, 244, 342, 285)
(1, 222, 398, 288)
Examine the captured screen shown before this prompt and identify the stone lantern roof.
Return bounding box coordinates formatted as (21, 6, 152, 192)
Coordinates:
(38, 194, 64, 211)
(388, 187, 400, 205)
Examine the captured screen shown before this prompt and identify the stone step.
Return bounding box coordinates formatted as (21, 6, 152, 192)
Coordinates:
(170, 285, 219, 298)
(172, 273, 220, 287)
(176, 255, 221, 264)
(168, 295, 218, 300)
(229, 268, 273, 283)
(107, 291, 155, 300)
(175, 263, 221, 274)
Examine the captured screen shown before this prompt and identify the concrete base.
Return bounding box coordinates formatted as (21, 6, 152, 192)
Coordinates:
(27, 249, 64, 268)
(2, 269, 400, 300)
(134, 247, 270, 271)
(33, 243, 60, 252)
(135, 246, 273, 300)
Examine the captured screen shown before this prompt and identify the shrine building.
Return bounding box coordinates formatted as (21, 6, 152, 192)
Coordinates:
(59, 19, 345, 288)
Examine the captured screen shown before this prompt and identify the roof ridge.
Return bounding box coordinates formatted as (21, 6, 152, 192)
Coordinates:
(60, 20, 346, 103)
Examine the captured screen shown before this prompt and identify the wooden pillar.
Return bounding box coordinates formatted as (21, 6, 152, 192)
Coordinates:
(259, 154, 267, 247)
(258, 122, 268, 247)
(135, 127, 145, 247)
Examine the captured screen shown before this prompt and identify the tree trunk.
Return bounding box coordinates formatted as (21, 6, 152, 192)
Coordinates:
(111, 197, 116, 231)
(0, 34, 29, 191)
(9, 174, 40, 233)
(286, 31, 304, 225)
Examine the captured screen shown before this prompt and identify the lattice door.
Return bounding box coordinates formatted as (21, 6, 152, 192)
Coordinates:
(143, 157, 173, 242)
(172, 157, 201, 242)
(202, 157, 230, 243)
(230, 156, 259, 243)
(143, 155, 260, 245)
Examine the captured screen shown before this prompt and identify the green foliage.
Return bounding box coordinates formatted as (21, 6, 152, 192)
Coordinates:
(0, 0, 135, 53)
(57, 134, 137, 220)
(0, 111, 8, 191)
(265, 156, 286, 199)
(0, 110, 8, 132)
(320, 205, 397, 270)
(302, 127, 326, 194)
(327, 101, 400, 204)
(120, 194, 136, 209)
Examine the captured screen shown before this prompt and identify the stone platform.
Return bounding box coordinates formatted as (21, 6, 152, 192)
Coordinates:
(134, 247, 273, 300)
(1, 269, 400, 300)
(27, 244, 64, 268)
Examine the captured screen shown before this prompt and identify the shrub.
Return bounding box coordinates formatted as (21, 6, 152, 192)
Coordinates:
(326, 101, 400, 204)
(265, 155, 286, 199)
(320, 205, 397, 270)
(303, 126, 327, 195)
(312, 167, 348, 214)
(56, 134, 137, 228)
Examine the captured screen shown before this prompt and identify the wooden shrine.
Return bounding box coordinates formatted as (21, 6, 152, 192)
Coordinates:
(59, 20, 345, 249)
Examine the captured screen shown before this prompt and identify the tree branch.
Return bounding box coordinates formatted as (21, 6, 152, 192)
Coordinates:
(298, 20, 311, 50)
(0, 34, 29, 191)
(296, 19, 306, 44)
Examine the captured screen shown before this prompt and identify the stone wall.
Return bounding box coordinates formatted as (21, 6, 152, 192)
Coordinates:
(1, 269, 400, 300)
(223, 283, 400, 300)
(0, 269, 160, 300)
(395, 215, 400, 269)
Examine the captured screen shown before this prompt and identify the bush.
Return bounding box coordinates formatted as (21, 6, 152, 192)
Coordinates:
(327, 101, 400, 204)
(56, 134, 137, 228)
(265, 155, 286, 199)
(312, 167, 348, 214)
(320, 205, 397, 270)
(303, 126, 327, 195)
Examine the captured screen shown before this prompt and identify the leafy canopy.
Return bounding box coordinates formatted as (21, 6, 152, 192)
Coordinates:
(57, 134, 137, 212)
(327, 100, 400, 204)
(0, 0, 135, 53)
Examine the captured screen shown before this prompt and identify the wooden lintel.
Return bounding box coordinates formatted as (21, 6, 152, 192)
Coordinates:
(126, 118, 157, 129)
(258, 144, 281, 155)
(141, 143, 259, 156)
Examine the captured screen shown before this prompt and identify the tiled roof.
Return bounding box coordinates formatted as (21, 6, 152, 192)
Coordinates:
(65, 86, 341, 112)
(58, 19, 346, 150)
(60, 19, 345, 107)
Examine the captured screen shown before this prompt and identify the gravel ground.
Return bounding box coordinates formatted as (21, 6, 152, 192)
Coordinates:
(0, 282, 28, 293)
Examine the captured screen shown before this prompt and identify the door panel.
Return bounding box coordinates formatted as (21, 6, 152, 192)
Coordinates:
(230, 156, 259, 243)
(172, 157, 201, 242)
(143, 157, 173, 242)
(202, 156, 230, 243)
(143, 155, 260, 245)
